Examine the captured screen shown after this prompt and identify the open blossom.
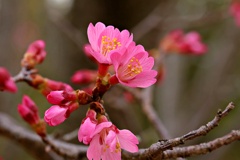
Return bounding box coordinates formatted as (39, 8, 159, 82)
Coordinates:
(78, 117, 97, 144)
(84, 22, 133, 65)
(87, 122, 139, 160)
(109, 43, 157, 88)
(21, 40, 46, 69)
(230, 1, 240, 27)
(78, 109, 98, 144)
(0, 67, 17, 93)
(44, 102, 79, 126)
(160, 30, 207, 55)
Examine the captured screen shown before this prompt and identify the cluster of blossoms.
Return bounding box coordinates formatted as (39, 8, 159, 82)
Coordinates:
(78, 104, 138, 160)
(0, 22, 208, 160)
(20, 40, 74, 97)
(84, 22, 158, 87)
(44, 22, 157, 159)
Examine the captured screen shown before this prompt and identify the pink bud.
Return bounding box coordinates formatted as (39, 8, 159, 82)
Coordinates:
(47, 91, 65, 104)
(18, 95, 40, 125)
(41, 79, 73, 97)
(0, 67, 17, 93)
(26, 40, 46, 64)
(47, 90, 77, 105)
(71, 70, 97, 84)
(44, 105, 67, 126)
(21, 40, 47, 68)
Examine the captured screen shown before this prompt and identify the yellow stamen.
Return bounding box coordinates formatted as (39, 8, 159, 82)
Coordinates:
(101, 36, 121, 56)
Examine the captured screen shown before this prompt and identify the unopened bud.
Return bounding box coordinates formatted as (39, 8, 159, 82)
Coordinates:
(18, 95, 40, 125)
(21, 40, 46, 69)
(47, 90, 77, 105)
(0, 67, 17, 93)
(41, 79, 73, 96)
(71, 69, 97, 84)
(18, 95, 46, 137)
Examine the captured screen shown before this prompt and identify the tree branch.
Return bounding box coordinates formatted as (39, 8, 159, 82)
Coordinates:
(0, 97, 237, 160)
(0, 112, 87, 160)
(163, 130, 240, 159)
(122, 102, 236, 160)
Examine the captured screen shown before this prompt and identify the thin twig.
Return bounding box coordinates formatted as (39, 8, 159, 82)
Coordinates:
(141, 86, 171, 139)
(162, 130, 240, 159)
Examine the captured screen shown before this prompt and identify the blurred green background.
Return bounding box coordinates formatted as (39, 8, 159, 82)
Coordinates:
(0, 0, 240, 159)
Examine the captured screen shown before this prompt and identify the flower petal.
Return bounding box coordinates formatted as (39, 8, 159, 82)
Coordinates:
(118, 129, 139, 153)
(87, 134, 102, 160)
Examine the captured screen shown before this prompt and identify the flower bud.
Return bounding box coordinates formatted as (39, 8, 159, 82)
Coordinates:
(18, 95, 46, 137)
(44, 102, 79, 126)
(0, 67, 17, 93)
(71, 69, 97, 84)
(44, 105, 67, 126)
(41, 79, 73, 97)
(47, 90, 77, 105)
(18, 95, 40, 125)
(21, 40, 46, 69)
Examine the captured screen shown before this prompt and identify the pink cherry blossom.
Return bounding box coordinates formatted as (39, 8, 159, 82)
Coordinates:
(78, 109, 98, 144)
(85, 22, 133, 65)
(78, 117, 97, 144)
(0, 67, 17, 93)
(103, 129, 139, 159)
(87, 122, 139, 160)
(110, 43, 157, 88)
(18, 95, 40, 125)
(230, 2, 240, 27)
(179, 31, 207, 55)
(44, 105, 68, 126)
(160, 30, 207, 55)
